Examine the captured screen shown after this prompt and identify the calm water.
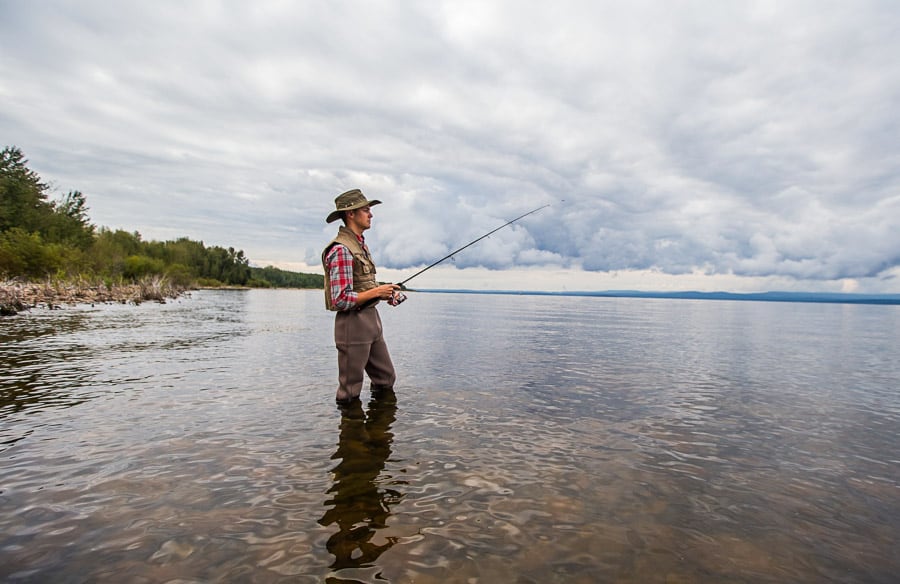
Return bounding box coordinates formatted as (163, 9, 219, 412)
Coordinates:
(1, 289, 898, 583)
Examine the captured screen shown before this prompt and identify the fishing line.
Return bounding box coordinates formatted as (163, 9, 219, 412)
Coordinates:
(398, 203, 550, 288)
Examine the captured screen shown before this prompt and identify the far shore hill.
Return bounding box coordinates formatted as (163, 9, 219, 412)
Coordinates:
(412, 289, 900, 305)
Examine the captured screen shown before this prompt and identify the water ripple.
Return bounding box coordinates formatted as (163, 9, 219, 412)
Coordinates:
(1, 291, 898, 583)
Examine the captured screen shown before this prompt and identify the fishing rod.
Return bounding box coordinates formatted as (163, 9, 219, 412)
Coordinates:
(367, 203, 549, 308)
(398, 203, 550, 288)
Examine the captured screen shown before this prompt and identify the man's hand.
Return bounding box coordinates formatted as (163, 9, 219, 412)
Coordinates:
(357, 283, 401, 306)
(374, 283, 400, 300)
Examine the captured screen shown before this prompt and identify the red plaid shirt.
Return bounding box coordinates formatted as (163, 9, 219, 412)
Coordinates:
(324, 234, 369, 311)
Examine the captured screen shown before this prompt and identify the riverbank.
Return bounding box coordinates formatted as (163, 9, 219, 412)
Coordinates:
(0, 279, 186, 316)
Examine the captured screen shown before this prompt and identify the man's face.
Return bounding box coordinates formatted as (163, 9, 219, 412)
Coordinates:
(347, 206, 372, 232)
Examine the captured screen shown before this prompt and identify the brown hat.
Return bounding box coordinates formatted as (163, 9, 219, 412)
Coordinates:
(326, 189, 382, 223)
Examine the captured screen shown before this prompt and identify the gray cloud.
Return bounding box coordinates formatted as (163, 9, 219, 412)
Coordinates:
(2, 0, 898, 291)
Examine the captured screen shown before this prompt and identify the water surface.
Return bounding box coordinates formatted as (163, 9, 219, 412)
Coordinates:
(1, 289, 898, 582)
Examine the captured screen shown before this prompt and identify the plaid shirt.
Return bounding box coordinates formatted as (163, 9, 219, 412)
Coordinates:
(324, 235, 369, 310)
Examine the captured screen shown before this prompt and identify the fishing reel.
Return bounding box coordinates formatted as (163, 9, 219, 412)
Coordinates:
(388, 290, 407, 306)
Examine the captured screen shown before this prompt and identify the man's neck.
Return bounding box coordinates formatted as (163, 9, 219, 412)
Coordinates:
(343, 224, 365, 239)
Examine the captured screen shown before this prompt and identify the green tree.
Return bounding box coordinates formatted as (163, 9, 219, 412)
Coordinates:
(249, 265, 324, 288)
(165, 238, 207, 271)
(0, 146, 53, 234)
(1, 146, 323, 288)
(89, 228, 144, 277)
(46, 190, 95, 249)
(198, 245, 251, 285)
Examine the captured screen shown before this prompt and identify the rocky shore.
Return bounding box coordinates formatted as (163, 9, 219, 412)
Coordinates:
(0, 279, 186, 316)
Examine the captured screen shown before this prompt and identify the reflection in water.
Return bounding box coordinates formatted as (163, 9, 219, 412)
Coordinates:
(319, 389, 403, 574)
(1, 291, 898, 582)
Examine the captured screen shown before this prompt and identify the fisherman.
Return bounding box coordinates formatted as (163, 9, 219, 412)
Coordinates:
(322, 189, 402, 404)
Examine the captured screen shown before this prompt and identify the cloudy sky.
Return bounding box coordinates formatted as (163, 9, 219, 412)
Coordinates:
(2, 1, 898, 293)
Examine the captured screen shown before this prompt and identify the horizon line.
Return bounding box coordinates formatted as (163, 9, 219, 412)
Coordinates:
(407, 288, 900, 305)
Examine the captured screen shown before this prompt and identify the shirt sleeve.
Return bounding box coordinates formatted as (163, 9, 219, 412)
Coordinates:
(325, 244, 358, 310)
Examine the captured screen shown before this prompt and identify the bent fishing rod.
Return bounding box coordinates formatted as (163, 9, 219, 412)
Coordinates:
(398, 203, 550, 289)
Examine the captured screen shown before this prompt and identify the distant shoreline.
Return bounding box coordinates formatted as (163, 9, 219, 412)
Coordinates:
(4, 282, 897, 314)
(411, 288, 900, 306)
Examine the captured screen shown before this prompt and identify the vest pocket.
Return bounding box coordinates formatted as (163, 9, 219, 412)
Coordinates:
(352, 253, 371, 272)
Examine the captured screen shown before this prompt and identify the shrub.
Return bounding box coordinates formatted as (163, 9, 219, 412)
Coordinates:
(0, 228, 60, 278)
(123, 255, 165, 280)
(164, 263, 194, 288)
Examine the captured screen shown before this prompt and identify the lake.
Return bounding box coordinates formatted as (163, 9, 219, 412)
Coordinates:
(1, 289, 898, 583)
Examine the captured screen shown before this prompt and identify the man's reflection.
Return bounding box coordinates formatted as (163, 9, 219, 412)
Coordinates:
(319, 388, 403, 570)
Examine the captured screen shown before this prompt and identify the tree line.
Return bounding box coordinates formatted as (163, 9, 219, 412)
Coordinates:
(0, 146, 323, 289)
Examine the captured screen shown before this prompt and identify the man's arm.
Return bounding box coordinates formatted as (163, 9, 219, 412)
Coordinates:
(325, 245, 399, 310)
(325, 244, 357, 310)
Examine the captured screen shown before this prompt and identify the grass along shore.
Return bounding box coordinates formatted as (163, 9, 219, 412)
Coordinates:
(1, 277, 187, 316)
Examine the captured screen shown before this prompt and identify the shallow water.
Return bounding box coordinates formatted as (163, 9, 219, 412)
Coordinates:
(1, 289, 898, 583)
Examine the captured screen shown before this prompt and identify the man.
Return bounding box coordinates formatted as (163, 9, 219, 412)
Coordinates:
(322, 188, 402, 404)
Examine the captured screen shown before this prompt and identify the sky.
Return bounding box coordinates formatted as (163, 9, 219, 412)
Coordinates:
(2, 0, 898, 293)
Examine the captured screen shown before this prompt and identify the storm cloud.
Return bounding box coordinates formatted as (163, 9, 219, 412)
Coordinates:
(2, 1, 898, 291)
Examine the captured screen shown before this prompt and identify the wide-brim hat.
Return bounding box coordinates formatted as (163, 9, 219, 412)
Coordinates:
(326, 188, 382, 223)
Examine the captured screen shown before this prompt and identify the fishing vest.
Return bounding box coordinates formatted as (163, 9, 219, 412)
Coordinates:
(322, 226, 379, 311)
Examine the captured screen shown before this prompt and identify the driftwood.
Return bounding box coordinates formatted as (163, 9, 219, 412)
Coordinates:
(0, 278, 185, 316)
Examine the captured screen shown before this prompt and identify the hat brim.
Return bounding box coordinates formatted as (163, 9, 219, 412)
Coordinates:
(326, 199, 382, 223)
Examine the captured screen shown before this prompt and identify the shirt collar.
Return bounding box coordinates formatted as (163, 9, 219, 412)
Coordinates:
(339, 225, 366, 244)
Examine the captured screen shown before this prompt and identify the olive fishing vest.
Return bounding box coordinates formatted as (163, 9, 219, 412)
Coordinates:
(322, 226, 379, 311)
